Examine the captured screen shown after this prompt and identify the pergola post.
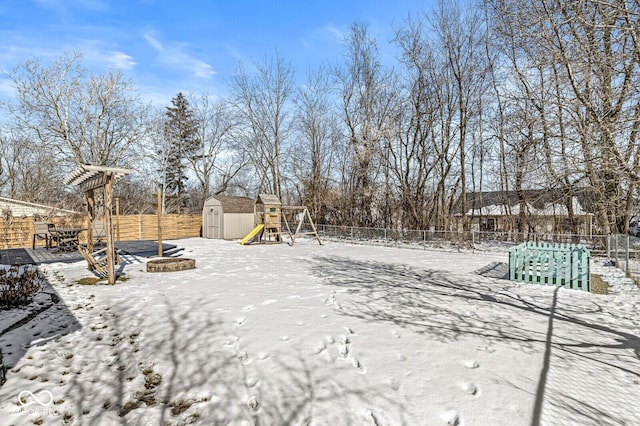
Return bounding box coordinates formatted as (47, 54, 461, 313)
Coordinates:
(65, 165, 133, 285)
(86, 188, 95, 256)
(104, 173, 115, 284)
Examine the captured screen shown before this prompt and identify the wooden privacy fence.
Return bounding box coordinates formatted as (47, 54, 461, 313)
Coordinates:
(0, 215, 202, 249)
(509, 242, 590, 291)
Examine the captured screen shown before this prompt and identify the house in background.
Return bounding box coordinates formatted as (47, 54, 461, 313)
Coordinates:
(452, 189, 594, 237)
(0, 197, 79, 218)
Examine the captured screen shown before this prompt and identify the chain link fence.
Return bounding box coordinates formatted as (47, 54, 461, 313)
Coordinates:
(316, 224, 610, 254)
(316, 224, 640, 287)
(607, 234, 640, 285)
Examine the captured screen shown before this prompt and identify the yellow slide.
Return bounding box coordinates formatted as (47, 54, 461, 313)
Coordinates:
(239, 224, 264, 245)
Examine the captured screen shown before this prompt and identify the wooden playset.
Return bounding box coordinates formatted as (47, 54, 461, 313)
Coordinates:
(239, 194, 322, 246)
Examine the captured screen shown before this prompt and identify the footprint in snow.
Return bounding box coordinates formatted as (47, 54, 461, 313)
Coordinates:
(235, 316, 247, 326)
(441, 410, 461, 426)
(241, 305, 256, 312)
(256, 352, 270, 360)
(324, 291, 337, 305)
(478, 345, 495, 353)
(462, 359, 479, 369)
(461, 381, 478, 395)
(313, 341, 326, 355)
(280, 336, 291, 342)
(245, 376, 260, 388)
(364, 409, 380, 425)
(224, 335, 240, 347)
(237, 351, 250, 364)
(338, 335, 350, 358)
(351, 357, 365, 373)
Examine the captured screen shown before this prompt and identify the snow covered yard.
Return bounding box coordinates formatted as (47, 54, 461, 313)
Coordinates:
(1, 238, 639, 425)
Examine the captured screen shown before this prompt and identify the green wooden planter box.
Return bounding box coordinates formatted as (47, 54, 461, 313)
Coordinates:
(509, 242, 590, 291)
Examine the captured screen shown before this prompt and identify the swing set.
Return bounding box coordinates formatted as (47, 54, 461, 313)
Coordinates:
(239, 194, 322, 246)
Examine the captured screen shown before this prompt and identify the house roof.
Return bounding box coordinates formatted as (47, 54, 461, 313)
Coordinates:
(206, 195, 254, 214)
(453, 189, 594, 216)
(0, 197, 79, 217)
(255, 194, 281, 205)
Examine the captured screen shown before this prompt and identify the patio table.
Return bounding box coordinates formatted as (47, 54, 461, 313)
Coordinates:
(53, 228, 86, 252)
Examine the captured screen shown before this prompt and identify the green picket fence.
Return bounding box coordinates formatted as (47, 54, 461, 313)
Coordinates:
(508, 242, 590, 291)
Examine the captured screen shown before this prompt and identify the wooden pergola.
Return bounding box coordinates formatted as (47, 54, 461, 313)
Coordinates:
(65, 164, 133, 285)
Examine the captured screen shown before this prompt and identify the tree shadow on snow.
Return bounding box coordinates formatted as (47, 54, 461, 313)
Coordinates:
(0, 271, 81, 369)
(309, 255, 640, 426)
(53, 294, 402, 425)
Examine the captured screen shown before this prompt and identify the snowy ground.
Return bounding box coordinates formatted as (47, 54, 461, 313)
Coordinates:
(1, 238, 639, 425)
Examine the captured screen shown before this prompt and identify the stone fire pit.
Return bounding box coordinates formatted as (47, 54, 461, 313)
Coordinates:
(146, 257, 196, 273)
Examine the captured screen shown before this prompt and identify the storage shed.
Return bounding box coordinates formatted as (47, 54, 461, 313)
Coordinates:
(202, 195, 255, 239)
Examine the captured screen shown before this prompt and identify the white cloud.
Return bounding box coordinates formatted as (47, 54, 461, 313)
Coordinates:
(192, 61, 215, 78)
(87, 50, 135, 71)
(322, 23, 345, 41)
(143, 31, 216, 79)
(223, 44, 244, 62)
(108, 51, 136, 70)
(143, 33, 163, 52)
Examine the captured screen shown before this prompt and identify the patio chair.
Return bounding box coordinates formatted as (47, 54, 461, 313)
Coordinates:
(32, 221, 53, 249)
(48, 224, 80, 252)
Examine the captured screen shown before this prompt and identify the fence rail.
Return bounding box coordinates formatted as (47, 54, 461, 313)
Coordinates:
(0, 215, 202, 249)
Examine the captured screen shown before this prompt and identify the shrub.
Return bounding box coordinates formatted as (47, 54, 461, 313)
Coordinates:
(0, 265, 45, 308)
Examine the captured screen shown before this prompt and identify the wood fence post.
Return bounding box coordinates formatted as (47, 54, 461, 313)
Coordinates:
(157, 192, 163, 257)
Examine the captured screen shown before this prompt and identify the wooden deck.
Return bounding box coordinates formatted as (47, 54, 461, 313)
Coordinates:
(1, 241, 180, 266)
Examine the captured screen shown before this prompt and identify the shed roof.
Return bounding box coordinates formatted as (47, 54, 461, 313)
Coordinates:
(255, 194, 281, 205)
(206, 195, 254, 214)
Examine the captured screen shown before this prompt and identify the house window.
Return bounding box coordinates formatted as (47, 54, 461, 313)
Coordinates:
(480, 217, 496, 231)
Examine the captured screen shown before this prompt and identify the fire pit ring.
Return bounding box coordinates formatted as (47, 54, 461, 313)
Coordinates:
(146, 258, 196, 273)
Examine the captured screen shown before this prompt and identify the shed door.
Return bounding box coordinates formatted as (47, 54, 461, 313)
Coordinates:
(207, 208, 221, 238)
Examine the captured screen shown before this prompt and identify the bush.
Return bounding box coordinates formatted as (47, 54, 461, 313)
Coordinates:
(0, 265, 45, 308)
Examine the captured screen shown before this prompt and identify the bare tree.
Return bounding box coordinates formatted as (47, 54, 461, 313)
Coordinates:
(5, 51, 149, 171)
(486, 0, 640, 234)
(189, 94, 246, 206)
(392, 16, 442, 230)
(0, 132, 63, 203)
(137, 108, 173, 214)
(430, 0, 490, 232)
(291, 67, 340, 221)
(229, 52, 295, 199)
(334, 23, 397, 227)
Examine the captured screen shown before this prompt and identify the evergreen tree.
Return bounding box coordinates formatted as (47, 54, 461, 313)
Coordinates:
(163, 92, 200, 212)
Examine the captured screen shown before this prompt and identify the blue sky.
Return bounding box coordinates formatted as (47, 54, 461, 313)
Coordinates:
(0, 0, 435, 106)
